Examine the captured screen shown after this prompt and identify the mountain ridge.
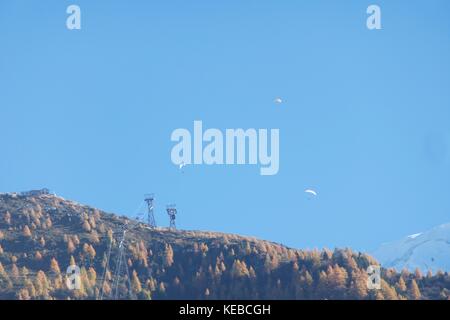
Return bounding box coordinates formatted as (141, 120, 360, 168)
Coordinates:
(0, 191, 449, 300)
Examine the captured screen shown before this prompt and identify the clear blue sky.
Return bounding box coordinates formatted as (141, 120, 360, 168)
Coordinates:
(1, 1, 450, 252)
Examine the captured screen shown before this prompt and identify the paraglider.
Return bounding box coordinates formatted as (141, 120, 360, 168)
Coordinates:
(304, 189, 317, 197)
(178, 161, 187, 173)
(274, 97, 283, 104)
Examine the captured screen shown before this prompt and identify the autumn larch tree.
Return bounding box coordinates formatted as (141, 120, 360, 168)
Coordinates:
(163, 244, 174, 267)
(23, 225, 32, 238)
(408, 279, 421, 300)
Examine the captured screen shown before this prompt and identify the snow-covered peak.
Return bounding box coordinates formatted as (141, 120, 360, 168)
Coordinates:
(407, 233, 422, 239)
(373, 223, 450, 273)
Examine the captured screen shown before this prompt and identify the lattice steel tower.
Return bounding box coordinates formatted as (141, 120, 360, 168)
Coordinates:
(166, 205, 177, 230)
(144, 193, 156, 228)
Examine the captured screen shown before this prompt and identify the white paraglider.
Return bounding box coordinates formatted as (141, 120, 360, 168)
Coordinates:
(179, 161, 187, 173)
(274, 97, 283, 104)
(304, 189, 317, 197)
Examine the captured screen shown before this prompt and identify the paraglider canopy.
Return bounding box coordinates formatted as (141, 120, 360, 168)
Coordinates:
(304, 189, 317, 197)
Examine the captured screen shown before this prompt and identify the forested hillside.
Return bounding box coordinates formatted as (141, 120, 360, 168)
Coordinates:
(0, 192, 449, 300)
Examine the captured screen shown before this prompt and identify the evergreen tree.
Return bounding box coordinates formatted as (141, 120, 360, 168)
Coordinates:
(50, 258, 61, 274)
(4, 211, 11, 224)
(381, 279, 398, 300)
(67, 239, 76, 254)
(396, 276, 407, 293)
(23, 225, 32, 238)
(131, 270, 142, 294)
(408, 279, 421, 300)
(350, 270, 367, 299)
(82, 220, 91, 232)
(231, 260, 250, 278)
(163, 244, 174, 267)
